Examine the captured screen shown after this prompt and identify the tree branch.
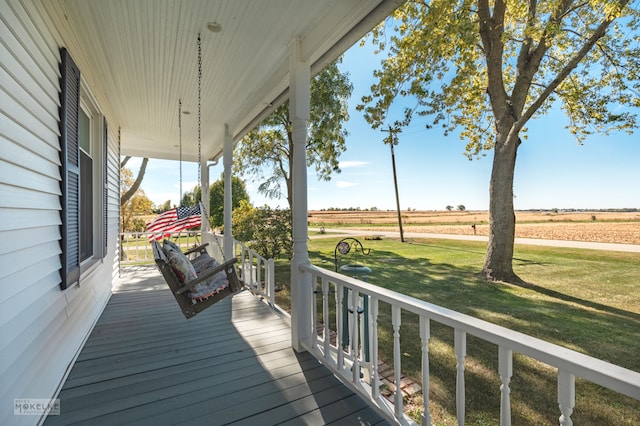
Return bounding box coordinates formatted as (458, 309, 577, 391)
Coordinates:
(514, 0, 538, 103)
(478, 0, 509, 118)
(512, 0, 574, 114)
(120, 157, 148, 206)
(520, 2, 629, 127)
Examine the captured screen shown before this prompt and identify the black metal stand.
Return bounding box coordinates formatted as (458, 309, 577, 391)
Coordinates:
(334, 237, 371, 272)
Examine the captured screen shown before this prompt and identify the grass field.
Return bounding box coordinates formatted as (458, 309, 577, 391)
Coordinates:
(273, 236, 640, 425)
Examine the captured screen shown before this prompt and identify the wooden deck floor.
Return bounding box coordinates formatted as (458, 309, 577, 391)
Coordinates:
(45, 266, 389, 426)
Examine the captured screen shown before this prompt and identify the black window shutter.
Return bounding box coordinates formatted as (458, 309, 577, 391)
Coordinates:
(103, 117, 108, 257)
(59, 48, 81, 290)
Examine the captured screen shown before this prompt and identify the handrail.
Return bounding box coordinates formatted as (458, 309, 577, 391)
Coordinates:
(299, 263, 640, 425)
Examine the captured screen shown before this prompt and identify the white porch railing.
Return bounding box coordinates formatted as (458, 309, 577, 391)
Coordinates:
(298, 263, 640, 426)
(233, 239, 277, 308)
(202, 232, 278, 310)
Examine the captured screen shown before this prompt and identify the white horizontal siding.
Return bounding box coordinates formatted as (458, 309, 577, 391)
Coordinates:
(0, 208, 61, 232)
(0, 227, 61, 257)
(0, 136, 60, 181)
(0, 1, 120, 425)
(0, 158, 61, 196)
(0, 183, 61, 209)
(0, 71, 59, 141)
(0, 241, 61, 302)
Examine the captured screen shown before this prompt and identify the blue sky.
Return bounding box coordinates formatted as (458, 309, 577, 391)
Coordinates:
(127, 40, 639, 211)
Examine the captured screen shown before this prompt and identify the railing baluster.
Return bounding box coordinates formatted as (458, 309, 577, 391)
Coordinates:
(336, 282, 344, 371)
(499, 346, 513, 426)
(392, 305, 403, 418)
(240, 244, 246, 278)
(371, 296, 380, 400)
(322, 277, 330, 360)
(312, 276, 318, 350)
(268, 258, 275, 307)
(558, 370, 575, 426)
(249, 251, 255, 289)
(454, 329, 466, 426)
(420, 316, 431, 426)
(256, 257, 262, 293)
(351, 289, 360, 384)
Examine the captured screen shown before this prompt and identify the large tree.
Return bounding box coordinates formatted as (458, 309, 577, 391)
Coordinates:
(234, 59, 353, 208)
(178, 176, 251, 228)
(209, 176, 250, 228)
(358, 0, 639, 282)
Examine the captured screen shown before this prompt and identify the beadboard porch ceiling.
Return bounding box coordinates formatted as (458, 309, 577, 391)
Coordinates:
(47, 0, 402, 163)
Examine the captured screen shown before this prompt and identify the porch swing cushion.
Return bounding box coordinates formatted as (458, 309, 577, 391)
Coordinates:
(152, 240, 242, 319)
(162, 240, 229, 301)
(165, 246, 197, 284)
(189, 272, 229, 301)
(162, 239, 181, 255)
(163, 239, 212, 274)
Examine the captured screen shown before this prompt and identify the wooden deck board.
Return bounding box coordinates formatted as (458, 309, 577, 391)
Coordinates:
(45, 266, 389, 425)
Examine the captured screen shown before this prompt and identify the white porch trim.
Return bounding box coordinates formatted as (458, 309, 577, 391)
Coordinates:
(223, 124, 234, 261)
(289, 39, 313, 352)
(200, 156, 210, 233)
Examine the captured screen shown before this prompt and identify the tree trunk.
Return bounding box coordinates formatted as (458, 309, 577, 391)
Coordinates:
(120, 157, 148, 206)
(286, 175, 293, 211)
(482, 130, 521, 283)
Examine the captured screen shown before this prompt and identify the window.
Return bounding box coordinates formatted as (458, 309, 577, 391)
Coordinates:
(59, 48, 108, 290)
(79, 107, 93, 262)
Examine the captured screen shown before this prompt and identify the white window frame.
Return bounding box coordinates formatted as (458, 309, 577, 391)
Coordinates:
(79, 80, 105, 272)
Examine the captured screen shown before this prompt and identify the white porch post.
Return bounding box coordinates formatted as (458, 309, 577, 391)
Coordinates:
(289, 39, 312, 352)
(200, 156, 210, 233)
(223, 124, 233, 261)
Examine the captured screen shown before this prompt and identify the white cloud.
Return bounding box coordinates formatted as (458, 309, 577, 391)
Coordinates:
(339, 160, 368, 169)
(180, 180, 199, 190)
(148, 192, 179, 206)
(336, 180, 359, 189)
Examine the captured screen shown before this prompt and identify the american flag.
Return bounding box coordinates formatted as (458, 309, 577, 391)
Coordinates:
(146, 203, 202, 241)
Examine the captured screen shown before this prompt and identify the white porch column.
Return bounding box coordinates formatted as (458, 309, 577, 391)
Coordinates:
(289, 39, 312, 352)
(223, 124, 233, 261)
(200, 157, 210, 233)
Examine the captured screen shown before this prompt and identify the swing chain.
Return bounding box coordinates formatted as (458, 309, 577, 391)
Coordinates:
(196, 33, 223, 260)
(197, 33, 209, 221)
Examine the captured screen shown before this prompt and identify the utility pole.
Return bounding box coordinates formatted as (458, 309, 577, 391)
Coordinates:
(383, 126, 405, 243)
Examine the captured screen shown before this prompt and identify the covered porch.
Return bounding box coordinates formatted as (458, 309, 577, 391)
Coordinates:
(3, 1, 639, 425)
(44, 265, 388, 425)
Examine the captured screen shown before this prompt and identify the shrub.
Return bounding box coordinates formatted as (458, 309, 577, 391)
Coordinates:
(233, 202, 292, 259)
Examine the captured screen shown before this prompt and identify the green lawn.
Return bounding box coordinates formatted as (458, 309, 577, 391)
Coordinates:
(274, 236, 640, 425)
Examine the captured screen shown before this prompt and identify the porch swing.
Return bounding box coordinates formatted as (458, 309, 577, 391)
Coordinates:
(151, 34, 242, 319)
